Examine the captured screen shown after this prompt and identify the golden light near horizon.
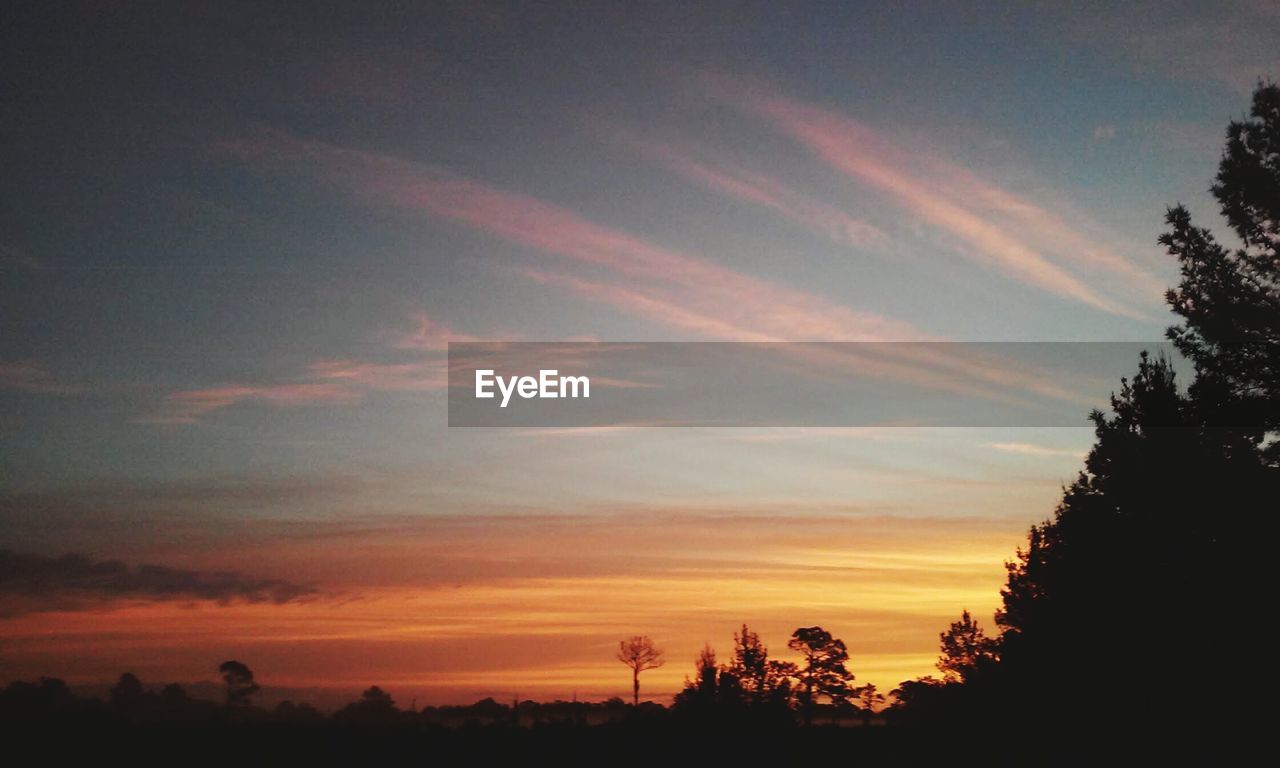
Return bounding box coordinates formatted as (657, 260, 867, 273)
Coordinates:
(0, 508, 1021, 706)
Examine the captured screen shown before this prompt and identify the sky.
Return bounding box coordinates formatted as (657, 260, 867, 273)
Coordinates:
(1, 1, 1277, 708)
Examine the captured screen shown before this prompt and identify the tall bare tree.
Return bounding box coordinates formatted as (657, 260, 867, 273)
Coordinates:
(616, 635, 665, 706)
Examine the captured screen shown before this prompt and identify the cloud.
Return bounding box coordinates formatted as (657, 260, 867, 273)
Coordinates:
(382, 309, 483, 352)
(517, 267, 779, 341)
(206, 133, 1115, 415)
(0, 549, 318, 617)
(152, 310, 460, 423)
(626, 137, 889, 249)
(0, 361, 81, 395)
(229, 131, 922, 343)
(706, 76, 1163, 318)
(989, 441, 1086, 458)
(152, 382, 362, 424)
(308, 359, 448, 391)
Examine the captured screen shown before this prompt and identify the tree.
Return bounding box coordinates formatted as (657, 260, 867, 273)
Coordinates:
(159, 683, 189, 708)
(1161, 82, 1280, 460)
(218, 660, 260, 707)
(690, 644, 720, 697)
(854, 683, 885, 726)
(358, 685, 395, 711)
(109, 672, 145, 708)
(616, 636, 665, 706)
(334, 685, 399, 723)
(787, 626, 854, 725)
(673, 644, 742, 713)
(936, 610, 997, 683)
(727, 624, 795, 707)
(992, 352, 1275, 735)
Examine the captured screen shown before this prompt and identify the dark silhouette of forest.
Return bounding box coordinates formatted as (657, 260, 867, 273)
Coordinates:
(3, 84, 1276, 764)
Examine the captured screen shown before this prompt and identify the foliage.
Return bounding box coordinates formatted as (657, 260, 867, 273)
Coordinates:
(788, 626, 855, 725)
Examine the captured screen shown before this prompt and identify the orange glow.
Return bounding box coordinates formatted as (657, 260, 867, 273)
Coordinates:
(0, 512, 1021, 708)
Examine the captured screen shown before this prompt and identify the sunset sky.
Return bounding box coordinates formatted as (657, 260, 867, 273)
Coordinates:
(2, 1, 1277, 707)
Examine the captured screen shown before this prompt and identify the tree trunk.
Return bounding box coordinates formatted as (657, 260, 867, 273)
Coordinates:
(632, 669, 639, 706)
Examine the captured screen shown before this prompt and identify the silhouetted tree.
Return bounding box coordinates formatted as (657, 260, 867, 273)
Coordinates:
(274, 699, 323, 723)
(890, 86, 1278, 748)
(853, 683, 885, 726)
(994, 350, 1275, 701)
(361, 685, 395, 709)
(335, 685, 400, 724)
(993, 355, 1197, 726)
(159, 683, 189, 708)
(728, 624, 795, 708)
(787, 627, 854, 726)
(218, 660, 260, 707)
(616, 635, 664, 706)
(936, 610, 997, 683)
(689, 644, 720, 698)
(673, 644, 742, 714)
(1161, 82, 1280, 459)
(109, 672, 145, 708)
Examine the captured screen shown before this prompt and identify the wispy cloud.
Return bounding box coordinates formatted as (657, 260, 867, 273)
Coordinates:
(228, 131, 921, 343)
(382, 309, 483, 352)
(0, 361, 81, 395)
(308, 359, 448, 391)
(152, 382, 362, 424)
(211, 133, 1111, 413)
(706, 77, 1162, 318)
(517, 267, 779, 341)
(989, 441, 1086, 458)
(0, 549, 318, 617)
(626, 137, 889, 249)
(152, 310, 465, 423)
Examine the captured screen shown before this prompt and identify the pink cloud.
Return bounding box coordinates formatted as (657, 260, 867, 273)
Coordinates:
(628, 138, 889, 249)
(517, 267, 778, 341)
(155, 383, 362, 424)
(232, 131, 921, 342)
(705, 77, 1159, 319)
(0, 361, 81, 395)
(383, 310, 483, 352)
(210, 134, 1105, 412)
(308, 359, 447, 391)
